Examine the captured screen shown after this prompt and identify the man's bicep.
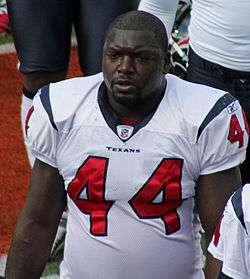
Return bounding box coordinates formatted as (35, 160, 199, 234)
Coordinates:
(197, 166, 241, 241)
(22, 159, 66, 225)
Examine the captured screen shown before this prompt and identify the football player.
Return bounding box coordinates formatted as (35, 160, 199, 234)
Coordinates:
(5, 11, 248, 279)
(209, 184, 250, 279)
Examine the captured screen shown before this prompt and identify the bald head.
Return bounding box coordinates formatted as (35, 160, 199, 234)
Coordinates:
(105, 11, 168, 52)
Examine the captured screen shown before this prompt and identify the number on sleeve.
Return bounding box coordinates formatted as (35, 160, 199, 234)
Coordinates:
(67, 156, 114, 236)
(228, 114, 244, 148)
(129, 159, 183, 235)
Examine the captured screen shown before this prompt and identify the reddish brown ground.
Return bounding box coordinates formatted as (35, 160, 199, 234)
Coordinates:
(0, 47, 81, 255)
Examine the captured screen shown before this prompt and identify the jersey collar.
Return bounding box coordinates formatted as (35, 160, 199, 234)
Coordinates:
(97, 82, 164, 142)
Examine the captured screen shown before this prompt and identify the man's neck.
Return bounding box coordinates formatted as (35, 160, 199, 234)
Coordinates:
(108, 80, 167, 122)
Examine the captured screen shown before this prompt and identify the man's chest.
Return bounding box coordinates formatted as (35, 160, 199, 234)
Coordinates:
(58, 125, 201, 264)
(56, 125, 199, 202)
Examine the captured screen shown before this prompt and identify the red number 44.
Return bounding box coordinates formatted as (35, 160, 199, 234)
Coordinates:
(68, 157, 183, 236)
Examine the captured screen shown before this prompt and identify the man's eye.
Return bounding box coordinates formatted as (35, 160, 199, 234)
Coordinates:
(108, 53, 119, 60)
(136, 54, 151, 61)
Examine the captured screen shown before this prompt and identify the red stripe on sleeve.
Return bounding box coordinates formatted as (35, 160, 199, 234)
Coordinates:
(25, 106, 34, 136)
(213, 215, 223, 247)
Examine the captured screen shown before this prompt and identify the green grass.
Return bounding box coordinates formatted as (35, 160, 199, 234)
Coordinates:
(0, 33, 13, 45)
(42, 261, 60, 277)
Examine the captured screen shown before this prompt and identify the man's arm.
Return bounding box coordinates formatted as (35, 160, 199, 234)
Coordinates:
(196, 166, 242, 279)
(5, 159, 67, 279)
(138, 0, 179, 36)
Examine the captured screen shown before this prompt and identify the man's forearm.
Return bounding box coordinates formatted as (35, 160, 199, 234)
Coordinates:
(203, 233, 222, 279)
(5, 160, 66, 278)
(5, 219, 56, 278)
(204, 251, 222, 279)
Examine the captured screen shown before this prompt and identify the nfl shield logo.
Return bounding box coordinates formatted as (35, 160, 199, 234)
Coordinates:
(227, 101, 238, 114)
(117, 125, 134, 140)
(121, 128, 129, 138)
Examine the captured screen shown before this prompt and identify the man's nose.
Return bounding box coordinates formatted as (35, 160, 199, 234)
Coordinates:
(118, 55, 135, 74)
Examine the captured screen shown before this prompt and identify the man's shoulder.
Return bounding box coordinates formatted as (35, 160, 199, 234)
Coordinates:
(34, 73, 104, 130)
(49, 72, 103, 98)
(166, 73, 234, 109)
(166, 74, 238, 126)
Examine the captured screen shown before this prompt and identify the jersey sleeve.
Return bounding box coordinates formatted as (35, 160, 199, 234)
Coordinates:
(197, 97, 248, 175)
(138, 0, 179, 37)
(208, 198, 250, 279)
(25, 88, 58, 167)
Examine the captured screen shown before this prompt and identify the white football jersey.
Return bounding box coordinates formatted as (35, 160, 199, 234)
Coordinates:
(138, 0, 179, 37)
(189, 0, 250, 71)
(209, 184, 250, 279)
(26, 73, 248, 279)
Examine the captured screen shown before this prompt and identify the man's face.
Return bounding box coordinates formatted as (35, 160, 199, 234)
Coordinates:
(102, 29, 168, 107)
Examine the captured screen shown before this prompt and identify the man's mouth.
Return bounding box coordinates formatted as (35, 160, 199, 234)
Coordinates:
(113, 80, 135, 92)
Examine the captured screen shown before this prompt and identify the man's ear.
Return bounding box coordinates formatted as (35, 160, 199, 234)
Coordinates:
(162, 52, 170, 74)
